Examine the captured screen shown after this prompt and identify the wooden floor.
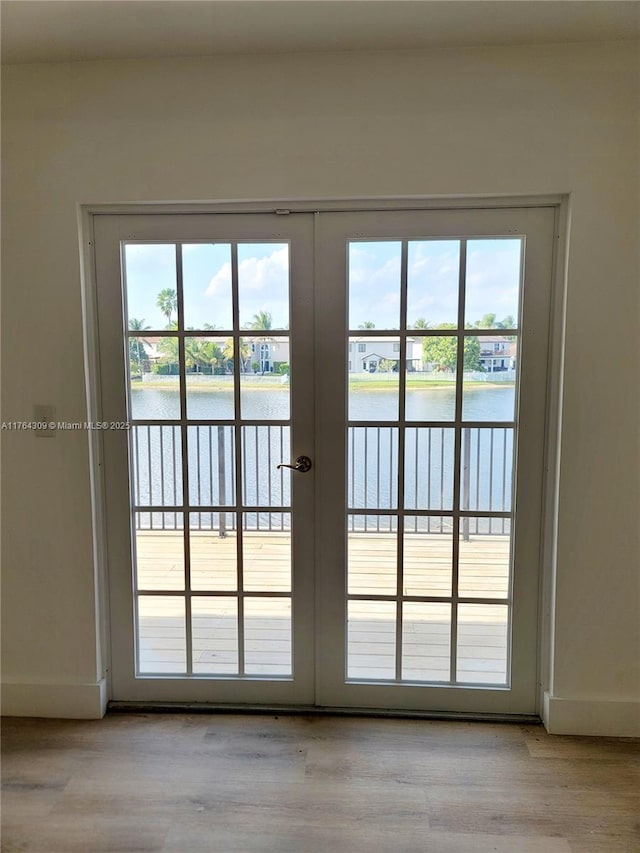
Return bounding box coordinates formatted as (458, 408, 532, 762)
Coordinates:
(136, 530, 511, 681)
(2, 714, 639, 852)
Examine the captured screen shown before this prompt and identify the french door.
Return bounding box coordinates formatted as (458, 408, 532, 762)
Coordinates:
(94, 204, 555, 714)
(96, 213, 316, 705)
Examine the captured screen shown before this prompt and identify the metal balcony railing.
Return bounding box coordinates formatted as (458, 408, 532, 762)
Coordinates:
(132, 424, 513, 537)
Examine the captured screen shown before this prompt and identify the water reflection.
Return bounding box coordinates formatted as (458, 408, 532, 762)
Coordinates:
(131, 385, 515, 422)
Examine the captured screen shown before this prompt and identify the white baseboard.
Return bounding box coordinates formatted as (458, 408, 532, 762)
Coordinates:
(1, 679, 108, 719)
(543, 691, 640, 737)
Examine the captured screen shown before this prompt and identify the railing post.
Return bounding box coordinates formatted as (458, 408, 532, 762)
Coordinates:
(217, 425, 227, 538)
(462, 427, 471, 542)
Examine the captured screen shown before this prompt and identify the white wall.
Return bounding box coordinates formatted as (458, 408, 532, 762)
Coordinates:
(2, 43, 638, 731)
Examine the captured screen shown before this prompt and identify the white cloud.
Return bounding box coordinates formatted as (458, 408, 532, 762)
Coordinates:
(205, 246, 290, 328)
(206, 247, 289, 296)
(206, 261, 232, 297)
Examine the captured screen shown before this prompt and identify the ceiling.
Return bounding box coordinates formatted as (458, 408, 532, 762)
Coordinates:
(2, 0, 639, 65)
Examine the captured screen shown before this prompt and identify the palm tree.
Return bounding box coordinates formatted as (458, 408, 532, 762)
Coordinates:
(224, 337, 252, 373)
(156, 289, 177, 327)
(248, 310, 275, 373)
(184, 337, 202, 372)
(157, 336, 179, 374)
(358, 320, 376, 329)
(186, 338, 225, 374)
(412, 318, 431, 330)
(128, 318, 150, 375)
(248, 310, 273, 332)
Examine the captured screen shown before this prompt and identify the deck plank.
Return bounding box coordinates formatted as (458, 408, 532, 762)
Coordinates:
(134, 530, 512, 680)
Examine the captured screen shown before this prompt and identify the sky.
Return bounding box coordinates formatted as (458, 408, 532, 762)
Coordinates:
(124, 242, 289, 331)
(124, 238, 522, 333)
(349, 239, 522, 329)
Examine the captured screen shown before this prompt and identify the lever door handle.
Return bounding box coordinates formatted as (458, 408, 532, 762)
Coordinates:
(277, 455, 312, 473)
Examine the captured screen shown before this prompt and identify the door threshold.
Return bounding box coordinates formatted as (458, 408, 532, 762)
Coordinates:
(107, 701, 540, 725)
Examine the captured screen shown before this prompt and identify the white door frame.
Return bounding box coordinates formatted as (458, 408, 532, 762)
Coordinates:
(81, 195, 565, 717)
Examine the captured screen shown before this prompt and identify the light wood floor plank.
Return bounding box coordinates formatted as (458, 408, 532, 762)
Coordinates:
(3, 715, 638, 853)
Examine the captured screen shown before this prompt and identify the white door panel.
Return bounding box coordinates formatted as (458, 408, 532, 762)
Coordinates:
(314, 207, 554, 713)
(95, 213, 316, 703)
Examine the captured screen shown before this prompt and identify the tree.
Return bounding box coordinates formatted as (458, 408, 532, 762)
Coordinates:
(422, 324, 481, 372)
(224, 337, 251, 373)
(128, 318, 150, 375)
(156, 288, 177, 327)
(184, 337, 204, 372)
(474, 313, 497, 329)
(201, 340, 225, 373)
(157, 335, 179, 371)
(358, 321, 376, 329)
(248, 310, 273, 332)
(412, 318, 431, 330)
(463, 335, 481, 371)
(247, 310, 275, 374)
(378, 359, 396, 373)
(183, 338, 227, 374)
(498, 315, 517, 340)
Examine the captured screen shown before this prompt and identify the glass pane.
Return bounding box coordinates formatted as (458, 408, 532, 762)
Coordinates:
(240, 336, 290, 419)
(192, 597, 238, 674)
(462, 337, 517, 421)
(188, 426, 235, 506)
(459, 518, 511, 599)
(243, 515, 291, 592)
(348, 241, 401, 331)
(402, 603, 451, 682)
(185, 337, 235, 419)
(347, 600, 396, 680)
(407, 335, 457, 421)
(244, 597, 292, 676)
(404, 427, 454, 511)
(348, 514, 397, 533)
(461, 427, 514, 512)
(242, 426, 291, 507)
(405, 337, 424, 373)
(407, 240, 460, 328)
(137, 595, 186, 674)
(348, 337, 399, 421)
(128, 337, 150, 384)
(190, 513, 237, 592)
(464, 238, 522, 329)
(124, 243, 177, 331)
(131, 426, 182, 506)
(457, 604, 509, 685)
(238, 243, 289, 331)
(348, 516, 397, 595)
(403, 516, 453, 597)
(129, 337, 180, 419)
(136, 511, 183, 529)
(183, 243, 233, 331)
(348, 427, 398, 510)
(135, 513, 184, 591)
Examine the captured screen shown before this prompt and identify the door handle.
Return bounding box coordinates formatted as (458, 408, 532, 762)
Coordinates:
(277, 455, 312, 473)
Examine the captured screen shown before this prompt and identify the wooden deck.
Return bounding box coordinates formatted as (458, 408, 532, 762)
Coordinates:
(135, 530, 510, 682)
